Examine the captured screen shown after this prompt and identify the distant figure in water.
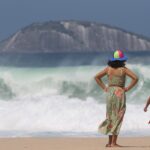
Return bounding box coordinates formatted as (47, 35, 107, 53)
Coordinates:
(144, 96, 150, 124)
(94, 50, 138, 147)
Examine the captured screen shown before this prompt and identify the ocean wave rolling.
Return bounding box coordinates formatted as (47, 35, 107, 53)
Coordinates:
(0, 64, 149, 137)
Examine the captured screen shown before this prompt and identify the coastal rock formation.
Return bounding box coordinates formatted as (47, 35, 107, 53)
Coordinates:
(0, 20, 150, 52)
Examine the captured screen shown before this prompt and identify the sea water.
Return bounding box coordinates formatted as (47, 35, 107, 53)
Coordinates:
(0, 52, 149, 137)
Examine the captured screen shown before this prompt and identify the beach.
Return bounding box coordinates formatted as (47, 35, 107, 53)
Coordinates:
(0, 56, 149, 149)
(0, 137, 149, 150)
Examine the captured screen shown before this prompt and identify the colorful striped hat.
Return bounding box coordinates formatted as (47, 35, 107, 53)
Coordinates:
(109, 50, 128, 61)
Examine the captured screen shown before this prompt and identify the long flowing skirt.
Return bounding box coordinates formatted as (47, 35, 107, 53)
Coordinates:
(98, 86, 126, 135)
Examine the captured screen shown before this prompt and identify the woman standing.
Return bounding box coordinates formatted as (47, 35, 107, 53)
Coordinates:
(95, 50, 138, 147)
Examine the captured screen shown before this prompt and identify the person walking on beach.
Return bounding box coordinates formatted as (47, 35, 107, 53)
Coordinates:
(95, 50, 138, 147)
(144, 96, 150, 124)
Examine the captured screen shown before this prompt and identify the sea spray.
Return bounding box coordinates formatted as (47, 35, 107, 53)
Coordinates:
(0, 65, 149, 137)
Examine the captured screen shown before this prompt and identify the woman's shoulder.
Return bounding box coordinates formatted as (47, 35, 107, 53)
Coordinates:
(124, 67, 133, 72)
(103, 66, 110, 72)
(106, 66, 113, 74)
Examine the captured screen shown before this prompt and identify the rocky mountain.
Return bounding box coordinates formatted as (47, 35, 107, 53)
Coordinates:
(0, 20, 150, 52)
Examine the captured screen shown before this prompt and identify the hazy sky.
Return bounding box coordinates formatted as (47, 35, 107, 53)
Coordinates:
(0, 0, 149, 41)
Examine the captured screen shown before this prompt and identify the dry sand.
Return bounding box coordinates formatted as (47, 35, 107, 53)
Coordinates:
(0, 137, 149, 150)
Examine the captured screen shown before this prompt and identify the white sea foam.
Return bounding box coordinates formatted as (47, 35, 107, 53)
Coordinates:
(0, 95, 149, 136)
(0, 65, 149, 137)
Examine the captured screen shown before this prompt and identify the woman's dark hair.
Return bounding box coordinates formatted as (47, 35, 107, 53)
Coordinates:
(107, 60, 126, 68)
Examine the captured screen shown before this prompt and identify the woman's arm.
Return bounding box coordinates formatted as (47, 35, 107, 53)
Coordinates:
(144, 97, 150, 112)
(94, 67, 108, 92)
(124, 68, 139, 92)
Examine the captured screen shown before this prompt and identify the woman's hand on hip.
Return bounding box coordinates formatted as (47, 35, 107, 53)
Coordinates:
(124, 87, 128, 92)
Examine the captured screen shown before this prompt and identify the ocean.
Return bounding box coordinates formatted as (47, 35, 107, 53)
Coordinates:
(0, 52, 149, 137)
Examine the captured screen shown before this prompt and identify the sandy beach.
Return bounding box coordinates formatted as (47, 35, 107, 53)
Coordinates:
(0, 137, 149, 150)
